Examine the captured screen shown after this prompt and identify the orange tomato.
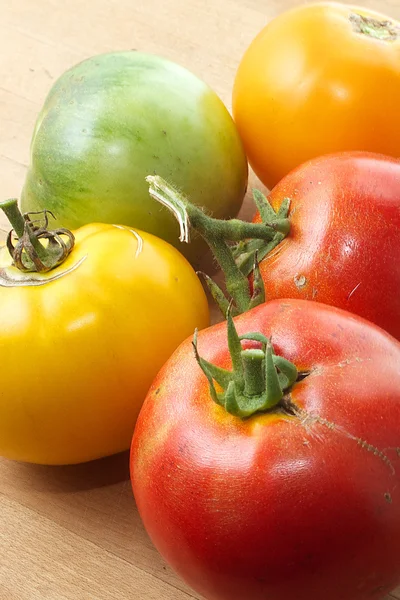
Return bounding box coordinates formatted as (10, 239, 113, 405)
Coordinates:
(233, 3, 400, 189)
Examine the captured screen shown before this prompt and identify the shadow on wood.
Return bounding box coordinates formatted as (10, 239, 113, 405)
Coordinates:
(1, 450, 131, 494)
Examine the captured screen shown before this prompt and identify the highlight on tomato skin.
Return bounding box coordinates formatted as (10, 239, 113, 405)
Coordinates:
(232, 2, 400, 189)
(130, 298, 400, 600)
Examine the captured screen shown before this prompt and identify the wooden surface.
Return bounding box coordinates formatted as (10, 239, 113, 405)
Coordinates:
(1, 0, 400, 599)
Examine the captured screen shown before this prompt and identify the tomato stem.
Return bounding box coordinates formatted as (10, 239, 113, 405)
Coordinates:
(248, 252, 265, 310)
(193, 307, 298, 418)
(0, 198, 47, 261)
(146, 175, 291, 316)
(1, 198, 26, 237)
(241, 349, 265, 396)
(0, 199, 75, 273)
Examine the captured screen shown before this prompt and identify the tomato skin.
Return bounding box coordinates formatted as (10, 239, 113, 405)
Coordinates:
(131, 299, 400, 600)
(21, 51, 248, 266)
(0, 224, 209, 465)
(233, 3, 400, 188)
(251, 152, 400, 339)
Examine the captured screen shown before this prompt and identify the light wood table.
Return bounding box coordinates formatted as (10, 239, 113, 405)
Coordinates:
(1, 1, 400, 598)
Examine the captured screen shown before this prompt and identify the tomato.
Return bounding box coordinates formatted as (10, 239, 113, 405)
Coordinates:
(233, 2, 400, 189)
(0, 204, 209, 465)
(146, 153, 400, 339)
(250, 152, 400, 339)
(21, 51, 248, 267)
(131, 299, 400, 600)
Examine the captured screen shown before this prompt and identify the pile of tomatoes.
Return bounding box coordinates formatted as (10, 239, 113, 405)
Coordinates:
(2, 3, 400, 600)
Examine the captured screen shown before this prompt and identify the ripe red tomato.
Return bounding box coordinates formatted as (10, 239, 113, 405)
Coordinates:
(232, 3, 400, 189)
(252, 152, 400, 339)
(131, 299, 400, 600)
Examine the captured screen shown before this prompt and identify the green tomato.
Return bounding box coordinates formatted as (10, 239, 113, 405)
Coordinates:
(21, 51, 248, 265)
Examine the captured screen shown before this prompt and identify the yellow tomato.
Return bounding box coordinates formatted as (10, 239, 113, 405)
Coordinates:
(233, 2, 400, 189)
(0, 222, 209, 465)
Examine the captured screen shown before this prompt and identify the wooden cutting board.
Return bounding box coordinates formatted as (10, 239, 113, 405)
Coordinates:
(1, 0, 400, 598)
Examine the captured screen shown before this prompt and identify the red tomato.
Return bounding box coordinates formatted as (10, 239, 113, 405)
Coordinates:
(131, 299, 400, 600)
(253, 152, 400, 339)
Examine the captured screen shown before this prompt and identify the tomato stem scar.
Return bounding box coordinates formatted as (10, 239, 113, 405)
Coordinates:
(350, 13, 400, 41)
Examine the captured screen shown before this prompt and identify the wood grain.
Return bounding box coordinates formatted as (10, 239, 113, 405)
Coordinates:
(1, 1, 400, 598)
(0, 493, 197, 600)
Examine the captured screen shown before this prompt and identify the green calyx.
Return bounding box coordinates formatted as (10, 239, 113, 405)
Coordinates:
(146, 175, 291, 317)
(0, 199, 74, 273)
(193, 309, 298, 419)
